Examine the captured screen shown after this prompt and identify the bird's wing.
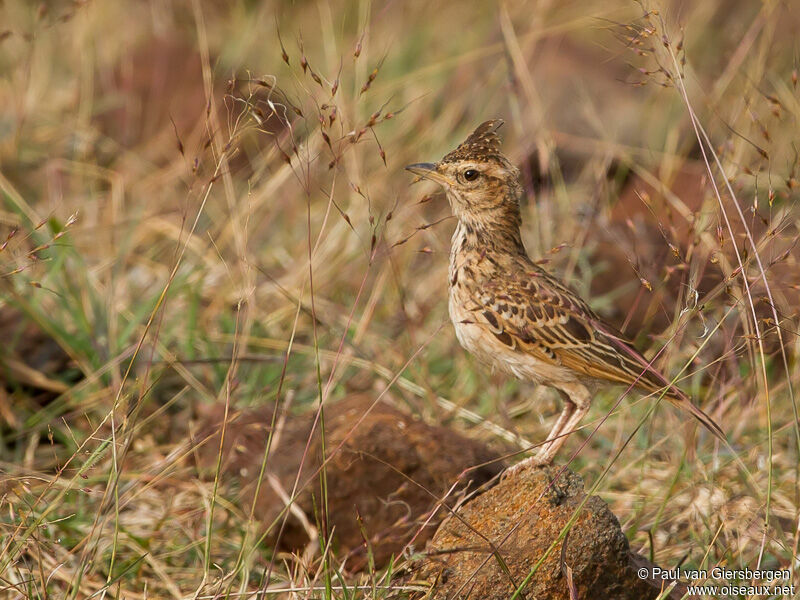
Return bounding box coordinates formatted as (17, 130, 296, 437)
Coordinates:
(466, 264, 678, 397)
(460, 260, 726, 441)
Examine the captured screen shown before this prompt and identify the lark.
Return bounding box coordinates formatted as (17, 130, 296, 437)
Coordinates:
(406, 119, 724, 473)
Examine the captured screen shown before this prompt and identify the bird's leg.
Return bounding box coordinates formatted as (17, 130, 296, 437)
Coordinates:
(504, 401, 573, 476)
(506, 383, 591, 475)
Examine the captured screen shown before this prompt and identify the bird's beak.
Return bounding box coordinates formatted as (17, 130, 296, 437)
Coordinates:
(405, 162, 453, 186)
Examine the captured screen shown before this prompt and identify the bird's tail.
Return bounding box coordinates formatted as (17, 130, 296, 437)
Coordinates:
(666, 392, 726, 442)
(589, 319, 727, 442)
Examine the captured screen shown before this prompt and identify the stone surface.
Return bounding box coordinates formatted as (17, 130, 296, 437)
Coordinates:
(414, 464, 668, 599)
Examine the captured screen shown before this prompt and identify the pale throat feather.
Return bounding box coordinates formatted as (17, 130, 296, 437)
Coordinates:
(448, 220, 469, 285)
(447, 221, 475, 351)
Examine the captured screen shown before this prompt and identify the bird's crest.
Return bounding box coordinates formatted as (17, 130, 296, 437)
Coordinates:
(441, 119, 505, 164)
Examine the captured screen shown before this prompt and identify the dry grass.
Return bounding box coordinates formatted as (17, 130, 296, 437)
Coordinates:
(0, 0, 798, 598)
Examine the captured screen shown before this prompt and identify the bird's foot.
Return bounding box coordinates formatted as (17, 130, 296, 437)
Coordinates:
(501, 453, 552, 480)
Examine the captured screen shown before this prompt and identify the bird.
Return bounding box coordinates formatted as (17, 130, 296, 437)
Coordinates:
(405, 119, 725, 474)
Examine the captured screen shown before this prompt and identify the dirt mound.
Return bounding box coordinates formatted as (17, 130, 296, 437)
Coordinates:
(194, 394, 504, 571)
(414, 464, 684, 599)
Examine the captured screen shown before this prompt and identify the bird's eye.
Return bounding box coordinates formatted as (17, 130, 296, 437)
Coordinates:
(463, 169, 479, 181)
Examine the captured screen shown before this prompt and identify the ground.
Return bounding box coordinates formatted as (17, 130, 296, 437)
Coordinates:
(1, 0, 799, 598)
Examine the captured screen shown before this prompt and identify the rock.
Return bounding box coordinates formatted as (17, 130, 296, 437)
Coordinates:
(413, 464, 666, 599)
(194, 394, 504, 571)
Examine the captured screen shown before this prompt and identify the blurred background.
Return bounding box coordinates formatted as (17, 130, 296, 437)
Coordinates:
(1, 0, 798, 597)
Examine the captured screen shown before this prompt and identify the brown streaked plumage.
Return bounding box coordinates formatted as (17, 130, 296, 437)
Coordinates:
(406, 119, 725, 473)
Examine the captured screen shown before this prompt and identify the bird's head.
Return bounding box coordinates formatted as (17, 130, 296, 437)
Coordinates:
(405, 119, 523, 228)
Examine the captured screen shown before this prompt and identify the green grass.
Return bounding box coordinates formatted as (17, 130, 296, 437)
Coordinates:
(1, 0, 799, 597)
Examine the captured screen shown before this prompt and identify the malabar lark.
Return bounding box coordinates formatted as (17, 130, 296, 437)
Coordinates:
(406, 119, 724, 473)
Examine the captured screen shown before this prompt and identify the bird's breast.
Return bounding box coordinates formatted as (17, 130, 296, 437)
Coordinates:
(447, 261, 579, 386)
(448, 284, 487, 359)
